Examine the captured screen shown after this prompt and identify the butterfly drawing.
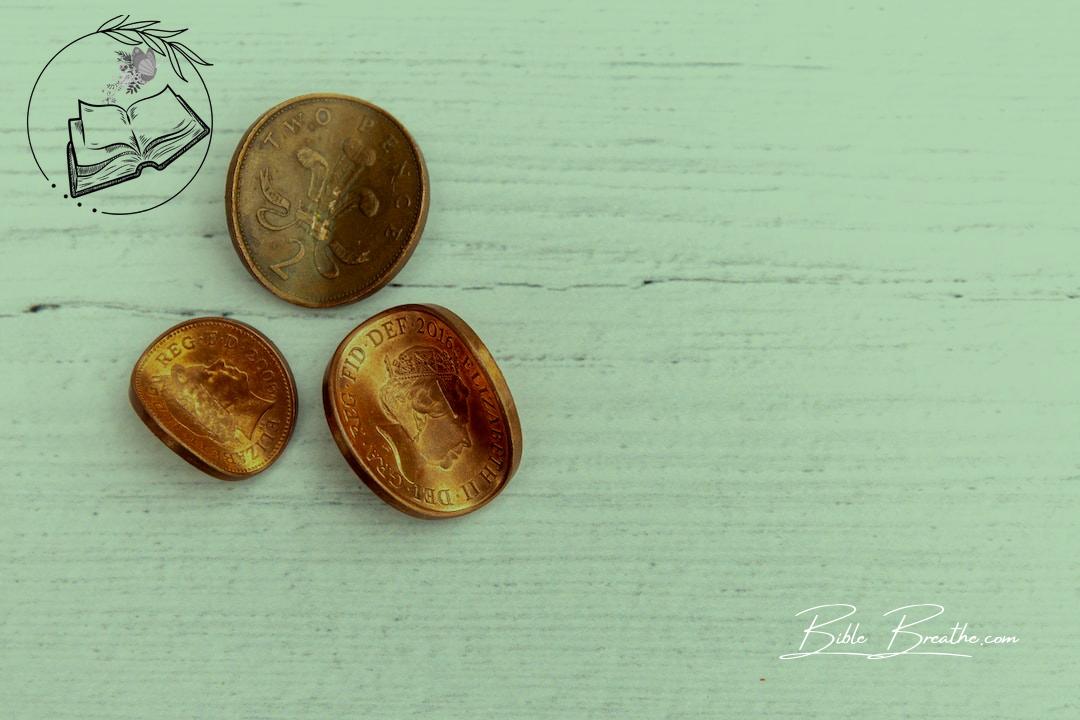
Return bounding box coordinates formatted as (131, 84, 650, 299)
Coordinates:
(104, 46, 157, 103)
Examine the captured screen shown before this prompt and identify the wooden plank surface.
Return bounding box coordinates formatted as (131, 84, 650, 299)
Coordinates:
(1, 2, 1076, 717)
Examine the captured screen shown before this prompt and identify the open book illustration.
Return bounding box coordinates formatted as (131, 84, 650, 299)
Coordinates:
(66, 85, 209, 197)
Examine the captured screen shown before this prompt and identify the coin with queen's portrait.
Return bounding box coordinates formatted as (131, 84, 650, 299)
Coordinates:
(323, 305, 522, 518)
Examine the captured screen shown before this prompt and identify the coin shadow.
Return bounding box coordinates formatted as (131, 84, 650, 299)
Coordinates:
(118, 386, 235, 488)
(310, 418, 493, 533)
(310, 418, 420, 525)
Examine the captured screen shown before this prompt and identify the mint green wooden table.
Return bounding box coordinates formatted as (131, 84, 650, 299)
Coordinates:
(2, 3, 1075, 717)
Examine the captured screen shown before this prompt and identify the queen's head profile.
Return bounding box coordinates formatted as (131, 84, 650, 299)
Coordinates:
(377, 345, 472, 476)
(157, 359, 274, 449)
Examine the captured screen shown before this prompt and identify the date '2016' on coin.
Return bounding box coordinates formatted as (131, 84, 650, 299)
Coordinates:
(226, 94, 429, 308)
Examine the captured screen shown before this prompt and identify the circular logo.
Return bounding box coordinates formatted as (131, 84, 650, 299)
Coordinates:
(26, 15, 213, 216)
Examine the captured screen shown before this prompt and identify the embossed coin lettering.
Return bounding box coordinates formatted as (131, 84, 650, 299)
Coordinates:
(226, 93, 429, 308)
(323, 304, 523, 518)
(129, 317, 298, 480)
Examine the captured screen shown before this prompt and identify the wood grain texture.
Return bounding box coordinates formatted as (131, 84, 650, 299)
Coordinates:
(1, 2, 1076, 717)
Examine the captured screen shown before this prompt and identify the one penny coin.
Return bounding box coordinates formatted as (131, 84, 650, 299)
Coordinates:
(129, 317, 298, 480)
(226, 93, 429, 307)
(323, 304, 523, 518)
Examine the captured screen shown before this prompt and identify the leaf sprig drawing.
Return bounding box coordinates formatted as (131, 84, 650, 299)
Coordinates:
(97, 15, 211, 82)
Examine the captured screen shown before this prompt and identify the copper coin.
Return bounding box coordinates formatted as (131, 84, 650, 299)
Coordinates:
(323, 304, 523, 518)
(129, 317, 298, 480)
(225, 93, 429, 308)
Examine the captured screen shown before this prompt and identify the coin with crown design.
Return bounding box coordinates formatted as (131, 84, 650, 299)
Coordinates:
(226, 93, 429, 308)
(323, 304, 523, 518)
(129, 317, 298, 480)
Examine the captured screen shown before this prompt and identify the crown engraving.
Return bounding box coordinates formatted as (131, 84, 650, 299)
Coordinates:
(384, 346, 457, 382)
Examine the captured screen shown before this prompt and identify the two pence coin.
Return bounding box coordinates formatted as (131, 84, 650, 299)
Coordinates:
(225, 94, 429, 308)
